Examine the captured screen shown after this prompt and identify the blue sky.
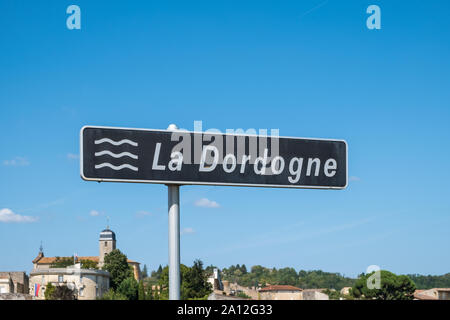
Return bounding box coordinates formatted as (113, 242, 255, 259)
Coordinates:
(1, 0, 449, 278)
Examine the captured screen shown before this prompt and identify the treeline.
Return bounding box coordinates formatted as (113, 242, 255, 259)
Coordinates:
(213, 264, 356, 290)
(204, 264, 450, 291)
(142, 260, 212, 300)
(407, 273, 450, 289)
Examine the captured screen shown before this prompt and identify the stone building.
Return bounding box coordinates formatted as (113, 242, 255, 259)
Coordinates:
(207, 268, 223, 291)
(29, 227, 141, 299)
(302, 288, 329, 300)
(0, 272, 29, 294)
(222, 280, 259, 300)
(258, 285, 303, 300)
(0, 275, 13, 294)
(97, 228, 141, 280)
(414, 288, 450, 300)
(29, 263, 110, 300)
(32, 227, 141, 281)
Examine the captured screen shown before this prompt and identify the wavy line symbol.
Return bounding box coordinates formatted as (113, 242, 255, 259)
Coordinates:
(94, 150, 138, 160)
(94, 138, 138, 147)
(94, 163, 138, 171)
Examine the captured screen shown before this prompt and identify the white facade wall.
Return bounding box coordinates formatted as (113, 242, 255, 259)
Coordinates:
(29, 265, 110, 300)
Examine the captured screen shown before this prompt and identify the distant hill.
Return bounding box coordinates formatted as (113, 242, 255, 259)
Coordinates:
(408, 273, 450, 289)
(208, 265, 450, 291)
(146, 264, 450, 291)
(213, 264, 356, 291)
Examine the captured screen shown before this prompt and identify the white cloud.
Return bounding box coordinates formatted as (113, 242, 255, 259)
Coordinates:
(194, 198, 220, 208)
(181, 227, 195, 235)
(2, 157, 30, 166)
(0, 208, 38, 223)
(67, 153, 79, 160)
(90, 210, 102, 216)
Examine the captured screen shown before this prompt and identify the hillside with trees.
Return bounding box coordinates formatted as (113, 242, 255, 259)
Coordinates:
(139, 264, 450, 300)
(407, 273, 450, 289)
(207, 264, 356, 290)
(201, 264, 450, 291)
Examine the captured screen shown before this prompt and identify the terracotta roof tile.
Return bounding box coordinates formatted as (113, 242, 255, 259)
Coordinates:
(32, 252, 44, 264)
(36, 256, 137, 264)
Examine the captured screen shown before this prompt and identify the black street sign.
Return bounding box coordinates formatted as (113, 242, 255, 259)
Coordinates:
(80, 126, 347, 189)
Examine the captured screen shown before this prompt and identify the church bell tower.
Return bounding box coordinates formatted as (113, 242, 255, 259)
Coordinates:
(99, 227, 116, 268)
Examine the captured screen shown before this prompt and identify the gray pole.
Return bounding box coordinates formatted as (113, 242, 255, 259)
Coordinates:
(167, 124, 180, 300)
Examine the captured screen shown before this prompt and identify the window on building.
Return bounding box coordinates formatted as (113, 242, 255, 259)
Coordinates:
(104, 241, 107, 247)
(58, 275, 64, 283)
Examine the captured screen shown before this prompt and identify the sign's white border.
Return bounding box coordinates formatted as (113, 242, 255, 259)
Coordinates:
(80, 125, 348, 190)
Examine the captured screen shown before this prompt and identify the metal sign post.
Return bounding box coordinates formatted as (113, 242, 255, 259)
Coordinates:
(167, 124, 181, 300)
(167, 183, 180, 300)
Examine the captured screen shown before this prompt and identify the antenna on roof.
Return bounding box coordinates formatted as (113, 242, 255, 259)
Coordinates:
(39, 241, 43, 253)
(106, 216, 110, 229)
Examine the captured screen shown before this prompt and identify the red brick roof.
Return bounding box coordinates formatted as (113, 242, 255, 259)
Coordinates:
(259, 285, 302, 292)
(32, 252, 44, 264)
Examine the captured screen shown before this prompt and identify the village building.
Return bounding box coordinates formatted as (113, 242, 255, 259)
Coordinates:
(207, 268, 223, 292)
(29, 227, 141, 299)
(302, 288, 329, 300)
(29, 263, 110, 300)
(414, 288, 450, 300)
(0, 272, 29, 294)
(258, 285, 303, 300)
(0, 275, 13, 294)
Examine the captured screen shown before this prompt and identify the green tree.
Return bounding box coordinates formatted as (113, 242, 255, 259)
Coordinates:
(80, 259, 98, 269)
(44, 283, 56, 300)
(144, 282, 154, 300)
(117, 277, 139, 300)
(158, 265, 188, 299)
(352, 270, 416, 300)
(221, 265, 356, 290)
(138, 280, 146, 300)
(44, 283, 75, 300)
(204, 265, 217, 276)
(241, 264, 248, 274)
(50, 257, 74, 268)
(53, 286, 76, 300)
(158, 260, 212, 300)
(408, 273, 450, 289)
(142, 264, 148, 278)
(237, 291, 251, 299)
(100, 289, 127, 300)
(183, 259, 212, 299)
(103, 249, 133, 290)
(153, 265, 163, 278)
(323, 289, 342, 300)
